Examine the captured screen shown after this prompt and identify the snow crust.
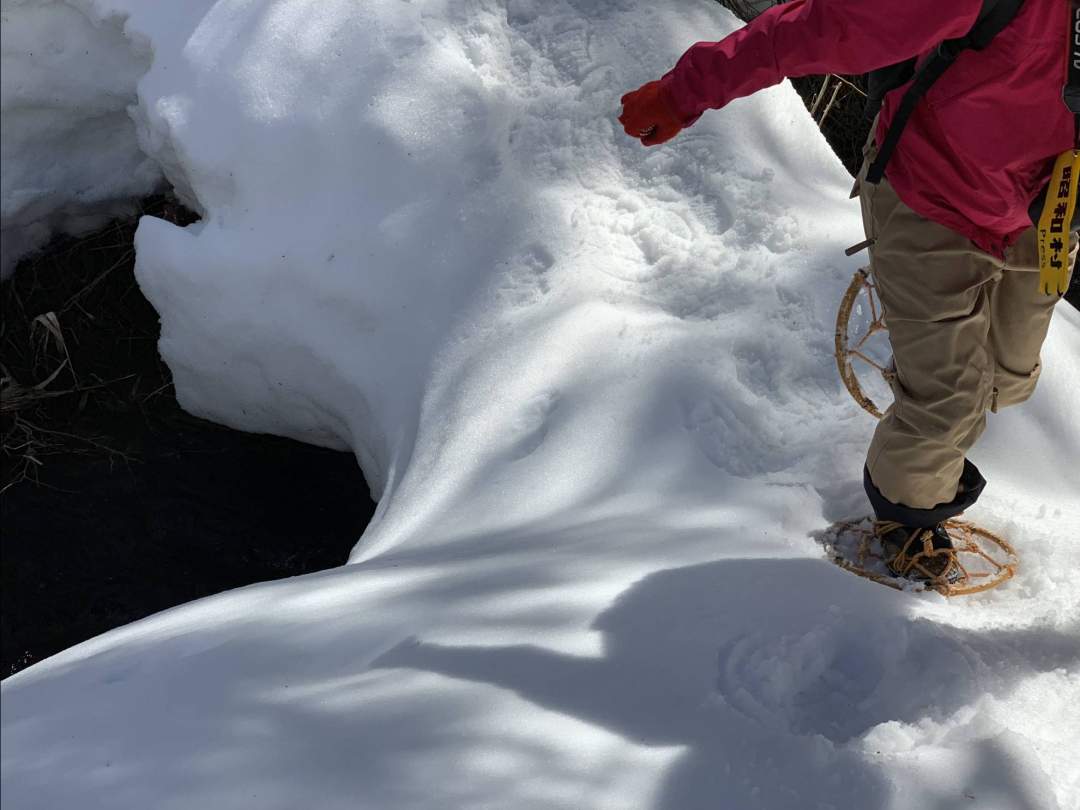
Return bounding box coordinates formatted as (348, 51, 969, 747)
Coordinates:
(3, 1, 1079, 808)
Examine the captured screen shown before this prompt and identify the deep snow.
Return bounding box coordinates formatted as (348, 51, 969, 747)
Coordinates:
(2, 1, 1078, 808)
(0, 0, 163, 275)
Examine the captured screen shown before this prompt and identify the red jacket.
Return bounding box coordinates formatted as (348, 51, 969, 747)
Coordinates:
(660, 0, 1072, 258)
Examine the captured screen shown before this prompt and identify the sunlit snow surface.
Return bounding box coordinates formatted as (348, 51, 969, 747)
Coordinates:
(3, 1, 1079, 808)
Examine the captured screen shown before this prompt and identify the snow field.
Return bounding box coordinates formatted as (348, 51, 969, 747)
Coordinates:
(3, 1, 1079, 808)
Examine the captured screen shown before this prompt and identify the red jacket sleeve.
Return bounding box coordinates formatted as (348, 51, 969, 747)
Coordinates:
(661, 0, 986, 122)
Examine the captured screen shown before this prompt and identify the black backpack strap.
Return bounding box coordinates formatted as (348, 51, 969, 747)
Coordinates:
(863, 59, 917, 120)
(865, 0, 1026, 185)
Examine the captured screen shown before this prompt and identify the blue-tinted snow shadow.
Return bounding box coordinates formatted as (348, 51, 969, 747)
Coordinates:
(373, 557, 1079, 810)
(4, 551, 1076, 808)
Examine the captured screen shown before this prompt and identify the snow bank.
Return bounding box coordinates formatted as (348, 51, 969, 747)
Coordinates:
(0, 0, 163, 275)
(3, 1, 1078, 809)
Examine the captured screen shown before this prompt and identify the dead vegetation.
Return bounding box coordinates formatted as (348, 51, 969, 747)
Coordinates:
(1, 196, 375, 677)
(1, 196, 198, 493)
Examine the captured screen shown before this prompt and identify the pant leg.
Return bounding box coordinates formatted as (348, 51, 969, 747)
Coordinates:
(857, 156, 1001, 521)
(988, 227, 1077, 411)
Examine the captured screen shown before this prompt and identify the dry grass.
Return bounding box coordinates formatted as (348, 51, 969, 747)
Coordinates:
(1, 196, 198, 493)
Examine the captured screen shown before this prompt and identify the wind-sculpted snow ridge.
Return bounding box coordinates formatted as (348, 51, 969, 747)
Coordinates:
(3, 1, 1079, 809)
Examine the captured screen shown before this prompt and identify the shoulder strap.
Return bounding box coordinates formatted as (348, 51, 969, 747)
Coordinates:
(864, 0, 1027, 185)
(962, 0, 1027, 49)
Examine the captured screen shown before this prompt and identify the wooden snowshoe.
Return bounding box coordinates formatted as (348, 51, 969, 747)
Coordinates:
(818, 518, 1018, 596)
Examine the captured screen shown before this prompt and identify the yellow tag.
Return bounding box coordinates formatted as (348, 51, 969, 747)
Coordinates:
(1037, 149, 1080, 296)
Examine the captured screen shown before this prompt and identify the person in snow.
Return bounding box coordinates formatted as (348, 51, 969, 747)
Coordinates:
(618, 0, 1076, 583)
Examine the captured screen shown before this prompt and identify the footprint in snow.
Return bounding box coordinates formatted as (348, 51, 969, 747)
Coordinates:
(494, 243, 554, 308)
(713, 610, 989, 742)
(505, 390, 560, 460)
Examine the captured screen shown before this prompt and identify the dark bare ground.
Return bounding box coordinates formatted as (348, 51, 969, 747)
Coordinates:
(1, 198, 374, 677)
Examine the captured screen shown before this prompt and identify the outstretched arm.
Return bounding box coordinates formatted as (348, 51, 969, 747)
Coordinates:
(621, 0, 984, 145)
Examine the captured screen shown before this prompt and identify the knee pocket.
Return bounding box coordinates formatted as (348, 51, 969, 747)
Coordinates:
(991, 361, 1041, 412)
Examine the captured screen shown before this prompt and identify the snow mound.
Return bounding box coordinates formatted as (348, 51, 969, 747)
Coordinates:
(0, 0, 163, 275)
(3, 1, 1079, 809)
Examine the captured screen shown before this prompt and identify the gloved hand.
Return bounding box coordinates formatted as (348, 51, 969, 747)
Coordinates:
(618, 80, 684, 146)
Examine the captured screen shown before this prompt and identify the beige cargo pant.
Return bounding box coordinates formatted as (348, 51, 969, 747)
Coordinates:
(856, 144, 1075, 521)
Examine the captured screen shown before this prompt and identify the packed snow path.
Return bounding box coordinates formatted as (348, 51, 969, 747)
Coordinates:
(3, 1, 1079, 808)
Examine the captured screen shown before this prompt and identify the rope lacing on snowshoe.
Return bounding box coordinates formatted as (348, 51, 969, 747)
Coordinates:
(873, 520, 962, 586)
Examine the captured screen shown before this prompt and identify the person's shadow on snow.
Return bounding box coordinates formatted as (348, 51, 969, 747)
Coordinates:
(373, 558, 1076, 810)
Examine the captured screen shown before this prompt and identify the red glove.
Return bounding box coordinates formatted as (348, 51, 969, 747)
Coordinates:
(619, 80, 685, 146)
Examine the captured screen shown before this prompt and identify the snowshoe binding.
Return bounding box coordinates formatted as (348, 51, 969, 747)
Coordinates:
(874, 521, 962, 586)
